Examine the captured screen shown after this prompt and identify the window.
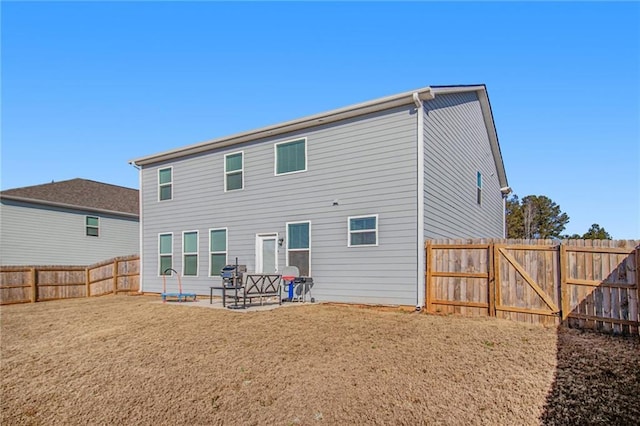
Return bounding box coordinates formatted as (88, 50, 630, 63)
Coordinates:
(86, 216, 99, 237)
(477, 171, 482, 205)
(348, 215, 378, 247)
(159, 233, 173, 275)
(183, 231, 198, 276)
(275, 138, 306, 175)
(224, 152, 243, 191)
(287, 221, 310, 276)
(158, 167, 173, 201)
(209, 228, 227, 276)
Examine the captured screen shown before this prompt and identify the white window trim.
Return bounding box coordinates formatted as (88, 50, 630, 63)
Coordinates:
(477, 171, 482, 206)
(286, 221, 311, 275)
(158, 166, 173, 202)
(208, 227, 228, 277)
(182, 230, 199, 277)
(158, 232, 173, 277)
(86, 216, 99, 237)
(274, 137, 308, 176)
(224, 151, 244, 192)
(347, 214, 379, 247)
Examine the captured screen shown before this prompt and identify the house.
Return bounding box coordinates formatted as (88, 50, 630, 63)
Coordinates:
(0, 178, 139, 266)
(130, 85, 509, 308)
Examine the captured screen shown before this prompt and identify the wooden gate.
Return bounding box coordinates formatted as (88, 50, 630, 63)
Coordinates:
(425, 239, 639, 333)
(494, 243, 560, 325)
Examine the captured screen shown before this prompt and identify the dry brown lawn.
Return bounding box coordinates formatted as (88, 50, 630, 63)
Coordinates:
(1, 296, 638, 425)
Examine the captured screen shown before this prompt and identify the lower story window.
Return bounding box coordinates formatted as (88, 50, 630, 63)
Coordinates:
(348, 215, 378, 247)
(183, 231, 198, 276)
(210, 228, 227, 276)
(287, 221, 310, 276)
(159, 233, 173, 275)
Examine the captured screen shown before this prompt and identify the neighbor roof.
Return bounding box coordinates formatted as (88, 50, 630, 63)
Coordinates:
(130, 84, 508, 189)
(0, 178, 139, 218)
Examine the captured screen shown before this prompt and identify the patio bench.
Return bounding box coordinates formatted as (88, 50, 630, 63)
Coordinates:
(242, 274, 282, 306)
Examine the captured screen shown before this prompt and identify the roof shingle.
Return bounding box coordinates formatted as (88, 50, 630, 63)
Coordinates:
(0, 178, 139, 216)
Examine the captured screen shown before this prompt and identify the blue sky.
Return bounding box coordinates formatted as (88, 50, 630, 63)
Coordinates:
(2, 2, 639, 239)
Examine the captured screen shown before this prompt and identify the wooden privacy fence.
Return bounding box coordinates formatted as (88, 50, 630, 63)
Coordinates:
(426, 239, 640, 335)
(0, 255, 139, 305)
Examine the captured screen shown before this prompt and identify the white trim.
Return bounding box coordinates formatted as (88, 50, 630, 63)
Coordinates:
(182, 230, 199, 277)
(224, 151, 244, 192)
(158, 232, 173, 277)
(286, 221, 311, 276)
(274, 137, 308, 176)
(415, 97, 426, 309)
(476, 171, 483, 206)
(158, 166, 173, 202)
(85, 215, 100, 237)
(208, 227, 228, 277)
(255, 233, 279, 273)
(138, 168, 144, 292)
(347, 214, 379, 247)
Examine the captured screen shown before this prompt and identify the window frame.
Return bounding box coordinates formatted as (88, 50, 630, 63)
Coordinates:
(476, 171, 482, 206)
(182, 230, 199, 277)
(158, 166, 173, 201)
(286, 221, 311, 276)
(274, 137, 307, 176)
(224, 151, 244, 192)
(209, 227, 228, 277)
(86, 216, 99, 237)
(158, 232, 174, 276)
(347, 214, 379, 247)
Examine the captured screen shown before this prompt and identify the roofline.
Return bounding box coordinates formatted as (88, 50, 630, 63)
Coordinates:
(0, 195, 139, 219)
(130, 86, 436, 166)
(129, 83, 507, 188)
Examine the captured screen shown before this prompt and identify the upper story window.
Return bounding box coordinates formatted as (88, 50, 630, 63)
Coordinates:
(225, 152, 244, 191)
(159, 233, 173, 276)
(348, 215, 378, 247)
(86, 216, 99, 237)
(158, 167, 173, 201)
(476, 171, 482, 206)
(275, 138, 306, 175)
(209, 228, 227, 276)
(183, 231, 198, 276)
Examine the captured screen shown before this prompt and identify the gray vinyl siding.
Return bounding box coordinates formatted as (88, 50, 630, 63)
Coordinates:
(140, 106, 418, 305)
(0, 200, 139, 266)
(422, 92, 504, 238)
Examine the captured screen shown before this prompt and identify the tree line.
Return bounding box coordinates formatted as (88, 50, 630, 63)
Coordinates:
(505, 195, 612, 240)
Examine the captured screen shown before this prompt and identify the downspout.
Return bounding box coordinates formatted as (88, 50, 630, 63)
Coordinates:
(413, 92, 425, 310)
(130, 161, 144, 294)
(500, 186, 512, 238)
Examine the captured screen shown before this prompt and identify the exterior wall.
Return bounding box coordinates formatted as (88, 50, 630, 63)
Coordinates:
(422, 92, 504, 238)
(0, 200, 139, 265)
(139, 106, 419, 305)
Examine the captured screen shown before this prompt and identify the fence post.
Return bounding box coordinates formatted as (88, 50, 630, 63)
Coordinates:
(112, 260, 118, 295)
(425, 241, 432, 313)
(488, 243, 495, 316)
(30, 267, 37, 303)
(86, 267, 91, 298)
(560, 242, 568, 322)
(493, 244, 501, 316)
(636, 246, 640, 329)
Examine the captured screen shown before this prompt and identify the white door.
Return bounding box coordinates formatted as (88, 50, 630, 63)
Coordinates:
(256, 234, 278, 273)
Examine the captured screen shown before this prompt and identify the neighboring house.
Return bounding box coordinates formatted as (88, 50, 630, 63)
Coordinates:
(130, 84, 510, 308)
(0, 178, 139, 265)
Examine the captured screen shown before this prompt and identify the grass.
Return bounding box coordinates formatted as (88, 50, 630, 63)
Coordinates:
(1, 295, 638, 425)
